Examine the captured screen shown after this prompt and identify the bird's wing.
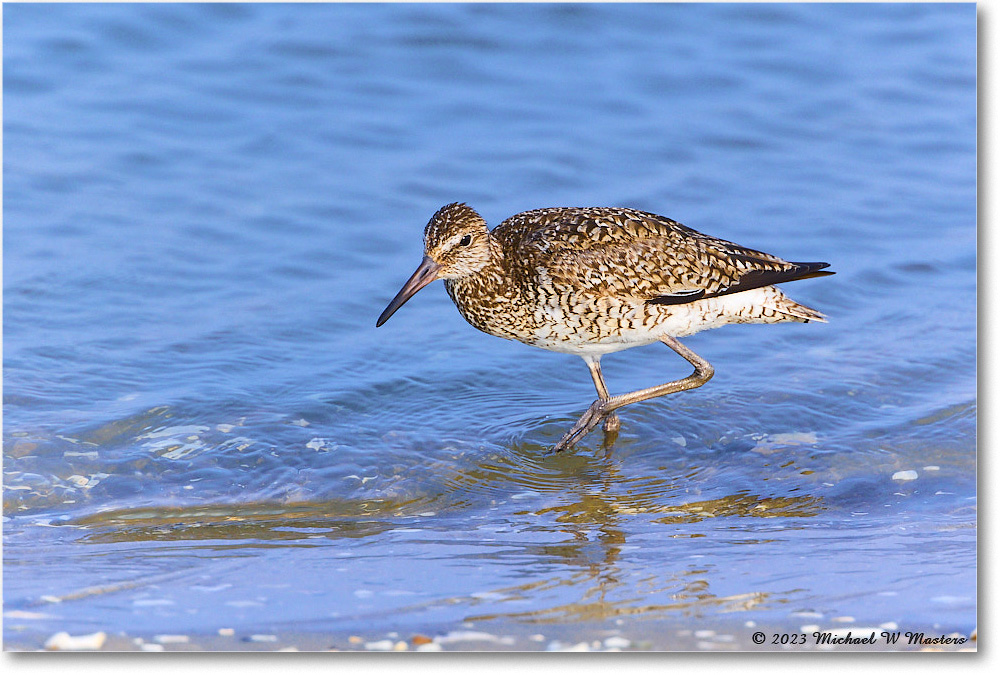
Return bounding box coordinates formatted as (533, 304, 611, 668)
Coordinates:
(495, 207, 830, 303)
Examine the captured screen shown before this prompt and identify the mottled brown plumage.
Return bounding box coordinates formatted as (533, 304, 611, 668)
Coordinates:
(377, 203, 833, 452)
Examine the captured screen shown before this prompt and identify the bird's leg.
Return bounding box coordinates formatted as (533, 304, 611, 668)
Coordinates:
(584, 356, 621, 433)
(552, 336, 715, 453)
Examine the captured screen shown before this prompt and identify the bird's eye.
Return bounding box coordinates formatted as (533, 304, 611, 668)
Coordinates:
(459, 235, 472, 246)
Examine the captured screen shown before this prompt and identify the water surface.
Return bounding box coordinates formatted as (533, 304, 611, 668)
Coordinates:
(3, 2, 976, 649)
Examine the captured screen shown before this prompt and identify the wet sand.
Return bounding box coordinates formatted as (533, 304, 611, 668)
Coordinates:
(5, 619, 975, 653)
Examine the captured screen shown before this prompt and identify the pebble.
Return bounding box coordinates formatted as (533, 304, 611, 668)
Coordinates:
(416, 642, 443, 652)
(410, 634, 433, 645)
(364, 639, 395, 651)
(44, 631, 107, 650)
(892, 470, 918, 481)
(547, 641, 590, 651)
(154, 634, 190, 644)
(435, 630, 509, 644)
(603, 636, 631, 649)
(218, 628, 235, 637)
(140, 643, 165, 652)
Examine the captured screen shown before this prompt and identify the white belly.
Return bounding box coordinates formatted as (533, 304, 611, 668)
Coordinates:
(524, 287, 785, 356)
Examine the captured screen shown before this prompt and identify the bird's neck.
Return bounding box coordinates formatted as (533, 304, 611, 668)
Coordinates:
(443, 237, 523, 340)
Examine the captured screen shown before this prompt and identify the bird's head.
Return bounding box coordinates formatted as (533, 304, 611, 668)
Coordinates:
(376, 203, 492, 327)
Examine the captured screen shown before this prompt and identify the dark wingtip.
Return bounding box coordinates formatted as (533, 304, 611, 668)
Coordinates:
(646, 260, 834, 308)
(792, 262, 835, 281)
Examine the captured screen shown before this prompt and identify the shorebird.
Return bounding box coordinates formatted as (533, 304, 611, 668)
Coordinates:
(377, 203, 832, 452)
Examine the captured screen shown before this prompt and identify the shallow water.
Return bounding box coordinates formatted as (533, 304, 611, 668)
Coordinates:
(3, 3, 976, 649)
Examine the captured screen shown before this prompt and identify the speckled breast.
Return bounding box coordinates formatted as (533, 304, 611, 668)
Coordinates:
(445, 268, 669, 355)
(443, 272, 528, 342)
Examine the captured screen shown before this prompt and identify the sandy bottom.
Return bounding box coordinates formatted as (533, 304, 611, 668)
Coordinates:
(5, 618, 976, 653)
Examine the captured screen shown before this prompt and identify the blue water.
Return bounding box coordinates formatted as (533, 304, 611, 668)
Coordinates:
(4, 3, 975, 649)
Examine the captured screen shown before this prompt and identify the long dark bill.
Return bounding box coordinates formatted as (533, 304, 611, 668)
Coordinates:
(376, 256, 442, 327)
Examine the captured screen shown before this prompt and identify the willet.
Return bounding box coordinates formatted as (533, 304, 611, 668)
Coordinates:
(377, 203, 832, 452)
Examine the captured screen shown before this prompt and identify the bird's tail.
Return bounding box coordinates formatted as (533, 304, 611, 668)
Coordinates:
(716, 285, 827, 325)
(767, 287, 827, 323)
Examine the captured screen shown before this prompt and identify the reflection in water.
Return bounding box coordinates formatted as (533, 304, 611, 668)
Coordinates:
(652, 494, 822, 524)
(68, 498, 425, 545)
(443, 451, 817, 623)
(464, 575, 773, 624)
(55, 447, 823, 625)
